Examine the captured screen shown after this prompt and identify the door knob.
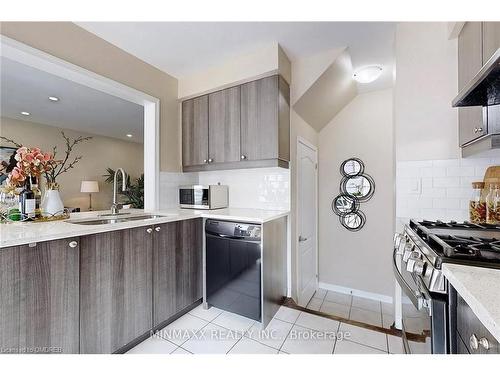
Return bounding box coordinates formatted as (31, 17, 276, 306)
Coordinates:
(146, 228, 153, 234)
(68, 241, 78, 248)
(208, 158, 213, 163)
(479, 337, 490, 350)
(299, 235, 308, 242)
(155, 227, 161, 232)
(203, 159, 208, 163)
(241, 155, 247, 160)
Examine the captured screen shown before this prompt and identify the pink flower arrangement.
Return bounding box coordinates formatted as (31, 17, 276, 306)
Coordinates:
(5, 146, 54, 188)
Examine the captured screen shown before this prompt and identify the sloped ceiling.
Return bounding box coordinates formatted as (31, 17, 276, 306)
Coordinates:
(293, 49, 357, 131)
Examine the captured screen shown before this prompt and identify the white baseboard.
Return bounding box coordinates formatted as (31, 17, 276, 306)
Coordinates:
(318, 281, 393, 304)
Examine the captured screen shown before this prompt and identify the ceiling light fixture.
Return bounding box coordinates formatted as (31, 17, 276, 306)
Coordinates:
(21, 111, 30, 116)
(352, 65, 383, 83)
(126, 134, 133, 138)
(48, 96, 60, 102)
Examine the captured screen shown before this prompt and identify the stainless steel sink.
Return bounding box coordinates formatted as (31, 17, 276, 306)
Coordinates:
(66, 214, 170, 225)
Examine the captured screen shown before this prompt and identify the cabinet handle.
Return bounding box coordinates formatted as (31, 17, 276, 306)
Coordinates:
(208, 158, 213, 163)
(203, 159, 208, 163)
(155, 227, 161, 232)
(146, 228, 153, 234)
(479, 337, 490, 351)
(241, 155, 247, 160)
(68, 241, 78, 248)
(470, 334, 479, 351)
(477, 127, 483, 133)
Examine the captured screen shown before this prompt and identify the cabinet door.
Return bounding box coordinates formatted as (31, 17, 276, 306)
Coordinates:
(0, 239, 79, 354)
(459, 107, 486, 146)
(458, 22, 483, 90)
(0, 246, 21, 353)
(209, 86, 241, 164)
(482, 22, 500, 64)
(175, 218, 203, 311)
(152, 219, 203, 326)
(80, 227, 153, 353)
(241, 75, 279, 161)
(458, 22, 484, 145)
(182, 95, 209, 167)
(152, 222, 177, 326)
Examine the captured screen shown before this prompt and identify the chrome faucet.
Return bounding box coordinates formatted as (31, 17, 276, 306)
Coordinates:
(111, 168, 127, 215)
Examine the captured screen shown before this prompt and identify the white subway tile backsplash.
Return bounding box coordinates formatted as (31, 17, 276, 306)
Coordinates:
(433, 177, 460, 188)
(159, 168, 290, 211)
(446, 166, 475, 177)
(397, 157, 500, 223)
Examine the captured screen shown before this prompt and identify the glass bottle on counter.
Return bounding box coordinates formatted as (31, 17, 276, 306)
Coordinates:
(469, 181, 486, 223)
(19, 176, 36, 221)
(486, 184, 500, 225)
(30, 175, 42, 219)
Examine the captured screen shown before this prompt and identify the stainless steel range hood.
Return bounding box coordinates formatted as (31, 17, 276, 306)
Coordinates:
(452, 48, 500, 107)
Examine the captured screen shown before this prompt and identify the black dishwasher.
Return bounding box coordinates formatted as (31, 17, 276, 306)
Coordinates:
(205, 219, 262, 321)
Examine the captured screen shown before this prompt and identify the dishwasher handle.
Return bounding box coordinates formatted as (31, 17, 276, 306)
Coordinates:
(205, 232, 261, 242)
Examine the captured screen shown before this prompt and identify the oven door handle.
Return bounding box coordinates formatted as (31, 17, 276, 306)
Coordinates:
(393, 246, 423, 310)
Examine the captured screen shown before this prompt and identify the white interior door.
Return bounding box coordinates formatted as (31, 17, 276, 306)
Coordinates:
(297, 139, 318, 307)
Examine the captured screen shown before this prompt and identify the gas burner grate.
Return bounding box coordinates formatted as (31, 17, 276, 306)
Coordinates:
(418, 220, 500, 231)
(430, 234, 500, 262)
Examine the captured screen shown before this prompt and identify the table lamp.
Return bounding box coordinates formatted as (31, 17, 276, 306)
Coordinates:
(80, 180, 99, 211)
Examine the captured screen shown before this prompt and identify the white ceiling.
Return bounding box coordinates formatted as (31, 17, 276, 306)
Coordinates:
(1, 57, 144, 142)
(77, 22, 396, 90)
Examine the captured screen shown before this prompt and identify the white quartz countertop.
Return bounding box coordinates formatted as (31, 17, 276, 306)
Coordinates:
(442, 263, 500, 342)
(0, 208, 289, 248)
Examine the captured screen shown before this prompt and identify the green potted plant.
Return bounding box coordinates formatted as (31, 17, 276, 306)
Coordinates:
(103, 168, 144, 209)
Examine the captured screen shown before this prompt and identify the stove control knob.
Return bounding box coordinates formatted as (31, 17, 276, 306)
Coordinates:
(413, 260, 427, 276)
(410, 251, 421, 259)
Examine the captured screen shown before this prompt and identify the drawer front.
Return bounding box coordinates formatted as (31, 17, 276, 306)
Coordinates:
(457, 295, 500, 354)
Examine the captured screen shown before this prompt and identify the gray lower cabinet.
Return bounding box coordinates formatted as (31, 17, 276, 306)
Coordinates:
(80, 227, 153, 353)
(152, 218, 203, 326)
(182, 95, 209, 167)
(209, 86, 241, 164)
(0, 238, 79, 354)
(457, 294, 500, 354)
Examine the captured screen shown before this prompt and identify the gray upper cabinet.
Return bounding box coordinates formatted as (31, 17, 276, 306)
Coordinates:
(209, 86, 241, 164)
(0, 238, 79, 354)
(458, 22, 485, 146)
(80, 227, 153, 354)
(240, 75, 280, 161)
(182, 75, 290, 172)
(182, 95, 209, 167)
(482, 22, 500, 64)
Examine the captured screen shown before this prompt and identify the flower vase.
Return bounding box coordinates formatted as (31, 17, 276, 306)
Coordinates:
(41, 183, 64, 216)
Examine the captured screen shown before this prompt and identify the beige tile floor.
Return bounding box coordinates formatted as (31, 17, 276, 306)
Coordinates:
(126, 289, 412, 354)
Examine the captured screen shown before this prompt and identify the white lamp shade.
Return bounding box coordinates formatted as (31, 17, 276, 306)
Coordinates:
(80, 180, 99, 193)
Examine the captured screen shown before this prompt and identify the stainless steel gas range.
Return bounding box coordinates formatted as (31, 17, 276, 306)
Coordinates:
(393, 219, 500, 354)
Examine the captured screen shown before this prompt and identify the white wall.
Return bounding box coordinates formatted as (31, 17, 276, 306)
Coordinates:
(178, 43, 290, 99)
(395, 22, 459, 161)
(318, 88, 394, 298)
(1, 117, 143, 211)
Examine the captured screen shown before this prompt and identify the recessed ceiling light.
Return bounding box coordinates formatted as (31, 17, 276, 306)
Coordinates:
(48, 96, 60, 102)
(126, 134, 133, 138)
(21, 111, 30, 116)
(352, 65, 383, 83)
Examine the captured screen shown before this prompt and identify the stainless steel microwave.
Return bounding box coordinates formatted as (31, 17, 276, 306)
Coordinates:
(179, 185, 229, 210)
